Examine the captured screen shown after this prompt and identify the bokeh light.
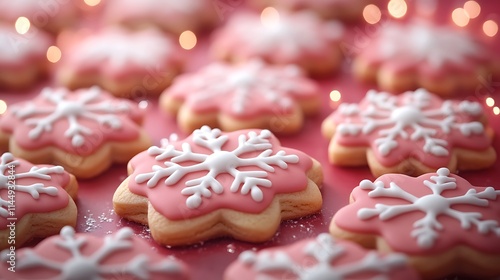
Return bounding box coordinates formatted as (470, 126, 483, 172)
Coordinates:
(388, 0, 407, 19)
(486, 97, 495, 107)
(363, 4, 382, 25)
(84, 0, 101, 6)
(46, 46, 62, 63)
(179, 30, 197, 50)
(463, 1, 480, 19)
(15, 17, 30, 35)
(452, 8, 470, 27)
(0, 100, 7, 115)
(330, 90, 342, 102)
(483, 20, 498, 37)
(493, 106, 500, 115)
(261, 7, 280, 27)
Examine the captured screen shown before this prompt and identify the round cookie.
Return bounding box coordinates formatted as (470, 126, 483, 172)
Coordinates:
(160, 60, 321, 134)
(352, 19, 499, 95)
(321, 88, 496, 177)
(211, 10, 344, 76)
(0, 226, 189, 279)
(113, 126, 323, 246)
(0, 86, 151, 179)
(330, 168, 500, 279)
(225, 233, 420, 279)
(56, 27, 184, 98)
(0, 22, 52, 90)
(0, 152, 78, 250)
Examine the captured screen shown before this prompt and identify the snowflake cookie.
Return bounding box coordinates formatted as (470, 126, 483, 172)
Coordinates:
(113, 126, 323, 246)
(224, 233, 419, 280)
(0, 87, 151, 179)
(103, 0, 218, 35)
(56, 27, 185, 98)
(0, 22, 52, 89)
(160, 60, 320, 134)
(352, 20, 500, 95)
(0, 226, 189, 279)
(321, 88, 496, 177)
(0, 152, 78, 250)
(211, 11, 344, 76)
(330, 168, 500, 279)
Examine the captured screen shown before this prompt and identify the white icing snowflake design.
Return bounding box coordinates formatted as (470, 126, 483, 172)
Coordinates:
(12, 87, 130, 147)
(0, 153, 62, 218)
(379, 21, 484, 68)
(240, 233, 408, 279)
(357, 168, 500, 248)
(336, 88, 484, 156)
(0, 226, 184, 279)
(135, 126, 299, 209)
(172, 60, 308, 115)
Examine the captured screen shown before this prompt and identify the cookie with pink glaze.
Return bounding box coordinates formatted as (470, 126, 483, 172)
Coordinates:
(353, 20, 500, 95)
(160, 60, 321, 134)
(0, 87, 151, 179)
(102, 0, 218, 35)
(0, 226, 189, 279)
(224, 233, 420, 280)
(0, 152, 78, 250)
(113, 126, 323, 246)
(248, 0, 372, 21)
(0, 22, 52, 89)
(321, 88, 496, 177)
(211, 11, 344, 76)
(56, 27, 184, 98)
(0, 0, 80, 34)
(330, 168, 500, 279)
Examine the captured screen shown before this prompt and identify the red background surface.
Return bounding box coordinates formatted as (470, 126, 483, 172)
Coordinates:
(1, 1, 500, 279)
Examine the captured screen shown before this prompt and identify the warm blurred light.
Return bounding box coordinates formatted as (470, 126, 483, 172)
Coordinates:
(0, 100, 7, 115)
(330, 90, 342, 102)
(486, 97, 495, 107)
(179, 30, 197, 50)
(483, 20, 498, 37)
(463, 1, 480, 19)
(138, 100, 149, 109)
(261, 7, 280, 27)
(452, 8, 470, 27)
(388, 0, 407, 19)
(84, 0, 101, 6)
(363, 4, 381, 24)
(15, 17, 30, 35)
(493, 106, 500, 115)
(46, 46, 62, 63)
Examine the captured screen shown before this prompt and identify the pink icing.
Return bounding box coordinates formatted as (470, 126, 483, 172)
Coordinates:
(324, 88, 492, 168)
(0, 87, 145, 156)
(0, 23, 52, 68)
(127, 127, 314, 220)
(357, 20, 491, 81)
(332, 168, 500, 255)
(0, 226, 189, 280)
(225, 233, 420, 279)
(212, 11, 344, 66)
(59, 27, 184, 81)
(0, 153, 71, 230)
(163, 60, 319, 118)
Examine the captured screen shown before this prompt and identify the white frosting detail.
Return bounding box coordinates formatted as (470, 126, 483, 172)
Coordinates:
(379, 20, 483, 69)
(239, 233, 408, 279)
(70, 28, 174, 71)
(135, 126, 299, 209)
(357, 168, 500, 248)
(178, 60, 305, 115)
(12, 87, 130, 147)
(0, 25, 50, 62)
(0, 226, 184, 279)
(336, 88, 485, 156)
(0, 152, 61, 218)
